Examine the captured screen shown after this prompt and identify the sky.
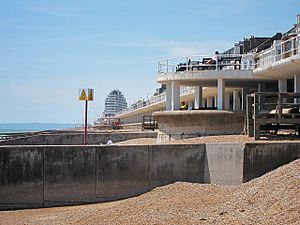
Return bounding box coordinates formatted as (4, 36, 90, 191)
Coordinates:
(0, 0, 299, 124)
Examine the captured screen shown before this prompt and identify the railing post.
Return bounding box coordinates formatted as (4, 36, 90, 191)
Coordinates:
(253, 93, 260, 140)
(246, 94, 254, 137)
(166, 59, 169, 73)
(278, 93, 282, 123)
(186, 57, 189, 71)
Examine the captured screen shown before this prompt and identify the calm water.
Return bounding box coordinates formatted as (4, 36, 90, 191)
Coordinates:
(0, 123, 78, 134)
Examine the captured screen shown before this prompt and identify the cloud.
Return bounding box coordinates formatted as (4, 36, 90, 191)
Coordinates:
(145, 39, 233, 57)
(89, 39, 233, 57)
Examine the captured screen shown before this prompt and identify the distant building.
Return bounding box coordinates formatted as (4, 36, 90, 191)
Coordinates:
(95, 89, 128, 125)
(104, 89, 127, 117)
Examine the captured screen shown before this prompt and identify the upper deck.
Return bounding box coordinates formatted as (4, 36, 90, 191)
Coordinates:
(157, 31, 300, 84)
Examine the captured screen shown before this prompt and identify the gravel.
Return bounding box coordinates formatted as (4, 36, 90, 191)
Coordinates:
(1, 159, 299, 225)
(117, 134, 300, 145)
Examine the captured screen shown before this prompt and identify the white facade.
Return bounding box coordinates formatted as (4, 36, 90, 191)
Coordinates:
(103, 14, 300, 125)
(104, 89, 127, 117)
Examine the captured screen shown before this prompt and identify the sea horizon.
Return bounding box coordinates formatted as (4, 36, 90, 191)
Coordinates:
(0, 123, 80, 134)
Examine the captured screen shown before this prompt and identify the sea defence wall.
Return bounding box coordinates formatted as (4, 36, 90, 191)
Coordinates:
(153, 111, 244, 142)
(0, 142, 299, 210)
(0, 131, 157, 145)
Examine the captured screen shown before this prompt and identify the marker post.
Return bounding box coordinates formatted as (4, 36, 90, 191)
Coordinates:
(84, 99, 88, 145)
(79, 88, 94, 145)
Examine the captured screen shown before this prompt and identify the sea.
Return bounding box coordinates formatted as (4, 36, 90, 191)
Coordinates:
(0, 123, 79, 134)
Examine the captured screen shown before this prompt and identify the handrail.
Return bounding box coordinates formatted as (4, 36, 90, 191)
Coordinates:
(158, 53, 245, 74)
(114, 87, 195, 116)
(255, 34, 300, 69)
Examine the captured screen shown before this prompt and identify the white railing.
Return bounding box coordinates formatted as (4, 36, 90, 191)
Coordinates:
(255, 34, 300, 70)
(114, 86, 195, 116)
(158, 54, 244, 74)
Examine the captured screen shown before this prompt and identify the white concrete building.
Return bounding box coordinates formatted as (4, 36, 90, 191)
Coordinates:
(95, 89, 127, 125)
(111, 14, 300, 125)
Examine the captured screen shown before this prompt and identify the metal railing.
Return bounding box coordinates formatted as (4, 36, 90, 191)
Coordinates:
(115, 86, 195, 116)
(158, 54, 245, 74)
(255, 34, 300, 70)
(246, 92, 300, 139)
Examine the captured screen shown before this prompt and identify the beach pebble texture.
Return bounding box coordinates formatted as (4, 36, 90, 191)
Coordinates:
(0, 159, 299, 225)
(116, 134, 300, 145)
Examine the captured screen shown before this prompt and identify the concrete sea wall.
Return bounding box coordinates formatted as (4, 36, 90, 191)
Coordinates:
(0, 142, 299, 210)
(0, 132, 157, 145)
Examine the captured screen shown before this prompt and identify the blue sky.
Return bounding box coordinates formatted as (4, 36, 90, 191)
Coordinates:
(0, 0, 299, 123)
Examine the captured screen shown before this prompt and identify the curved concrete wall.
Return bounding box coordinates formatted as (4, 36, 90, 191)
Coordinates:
(0, 142, 299, 210)
(0, 132, 157, 146)
(153, 111, 244, 142)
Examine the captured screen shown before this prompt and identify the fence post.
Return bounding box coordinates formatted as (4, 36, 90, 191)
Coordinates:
(246, 94, 254, 137)
(253, 93, 260, 140)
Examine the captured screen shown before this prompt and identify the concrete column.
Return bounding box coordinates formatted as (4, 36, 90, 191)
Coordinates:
(258, 83, 266, 110)
(171, 81, 180, 110)
(278, 79, 287, 92)
(225, 92, 231, 110)
(278, 78, 287, 103)
(233, 90, 241, 111)
(194, 86, 203, 109)
(207, 97, 214, 107)
(188, 101, 193, 110)
(166, 83, 172, 111)
(294, 75, 300, 103)
(214, 95, 217, 107)
(217, 78, 225, 110)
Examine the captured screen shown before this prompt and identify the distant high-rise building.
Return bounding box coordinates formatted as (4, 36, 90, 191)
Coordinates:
(103, 89, 127, 117)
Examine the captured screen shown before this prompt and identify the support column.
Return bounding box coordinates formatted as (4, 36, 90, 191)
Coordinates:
(207, 97, 214, 108)
(294, 75, 300, 103)
(278, 78, 287, 103)
(166, 83, 172, 111)
(194, 86, 203, 109)
(225, 92, 231, 110)
(241, 88, 249, 111)
(214, 95, 217, 108)
(188, 101, 194, 110)
(217, 78, 225, 110)
(233, 90, 241, 111)
(171, 81, 180, 111)
(258, 83, 266, 110)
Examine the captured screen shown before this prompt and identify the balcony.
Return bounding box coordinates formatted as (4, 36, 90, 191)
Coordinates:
(254, 33, 300, 78)
(157, 54, 255, 84)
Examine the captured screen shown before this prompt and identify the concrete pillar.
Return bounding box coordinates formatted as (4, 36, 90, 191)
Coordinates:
(188, 101, 193, 110)
(217, 78, 225, 110)
(214, 95, 217, 107)
(233, 90, 241, 111)
(294, 75, 300, 103)
(278, 79, 287, 92)
(225, 92, 231, 110)
(171, 81, 180, 110)
(207, 97, 214, 107)
(258, 83, 266, 110)
(166, 83, 172, 111)
(194, 86, 203, 109)
(241, 88, 249, 111)
(278, 78, 287, 103)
